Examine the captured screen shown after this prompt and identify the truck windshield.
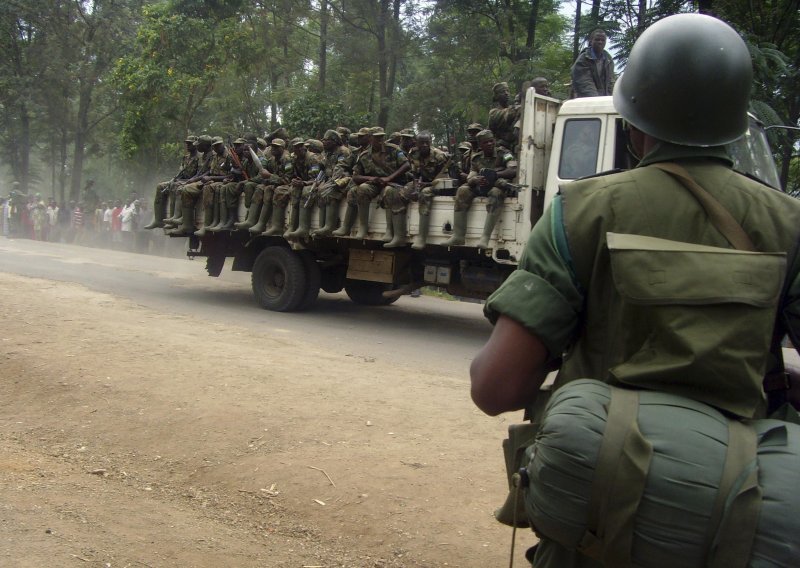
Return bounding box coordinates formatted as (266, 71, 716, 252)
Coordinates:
(725, 119, 782, 190)
(559, 118, 601, 180)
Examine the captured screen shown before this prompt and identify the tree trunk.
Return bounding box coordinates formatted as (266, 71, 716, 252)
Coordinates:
(18, 102, 31, 192)
(590, 0, 601, 27)
(70, 77, 93, 203)
(376, 0, 390, 128)
(319, 0, 328, 90)
(525, 0, 539, 51)
(572, 0, 582, 61)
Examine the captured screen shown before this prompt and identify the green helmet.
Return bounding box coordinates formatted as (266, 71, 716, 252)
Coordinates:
(613, 14, 752, 147)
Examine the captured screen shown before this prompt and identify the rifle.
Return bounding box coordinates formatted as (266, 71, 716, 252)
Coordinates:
(303, 170, 327, 207)
(227, 136, 249, 181)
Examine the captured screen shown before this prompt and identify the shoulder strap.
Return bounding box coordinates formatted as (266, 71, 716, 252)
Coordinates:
(649, 162, 756, 252)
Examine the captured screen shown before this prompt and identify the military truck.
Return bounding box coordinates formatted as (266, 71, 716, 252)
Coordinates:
(181, 92, 781, 312)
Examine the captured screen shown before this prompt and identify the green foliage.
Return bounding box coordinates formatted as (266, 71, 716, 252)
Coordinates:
(283, 91, 371, 139)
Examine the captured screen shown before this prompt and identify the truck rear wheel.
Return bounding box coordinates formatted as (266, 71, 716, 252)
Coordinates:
(251, 246, 306, 312)
(344, 279, 399, 306)
(296, 250, 321, 311)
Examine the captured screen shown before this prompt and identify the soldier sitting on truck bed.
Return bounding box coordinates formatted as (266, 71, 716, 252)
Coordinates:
(214, 137, 262, 232)
(208, 138, 248, 232)
(144, 135, 198, 230)
(193, 137, 235, 237)
(258, 138, 295, 236)
(311, 129, 352, 238)
(334, 126, 410, 240)
(164, 134, 214, 236)
(168, 136, 231, 236)
(382, 131, 450, 249)
(443, 129, 517, 249)
(237, 137, 287, 234)
(283, 138, 323, 241)
(488, 82, 521, 156)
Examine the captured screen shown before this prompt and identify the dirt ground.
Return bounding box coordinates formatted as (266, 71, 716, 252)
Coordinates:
(0, 272, 536, 567)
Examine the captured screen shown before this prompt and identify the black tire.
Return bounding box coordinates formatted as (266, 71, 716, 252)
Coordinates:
(295, 250, 321, 311)
(344, 279, 399, 306)
(251, 246, 307, 312)
(320, 266, 346, 294)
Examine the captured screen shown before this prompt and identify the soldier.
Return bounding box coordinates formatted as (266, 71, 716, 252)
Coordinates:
(383, 131, 450, 249)
(165, 136, 212, 228)
(166, 135, 215, 236)
(282, 138, 322, 241)
(399, 130, 416, 155)
(311, 130, 352, 238)
(144, 135, 198, 230)
(471, 15, 800, 566)
(488, 82, 521, 155)
(209, 139, 251, 232)
(334, 127, 410, 240)
(450, 141, 473, 182)
(570, 28, 615, 97)
(443, 129, 516, 248)
(257, 138, 294, 236)
(305, 139, 324, 155)
(193, 137, 234, 237)
(389, 131, 402, 146)
(226, 135, 272, 232)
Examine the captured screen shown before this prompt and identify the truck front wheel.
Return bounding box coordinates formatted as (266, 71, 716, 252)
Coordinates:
(344, 279, 399, 306)
(251, 246, 307, 312)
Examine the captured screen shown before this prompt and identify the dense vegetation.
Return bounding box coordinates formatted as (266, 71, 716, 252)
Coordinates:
(1, 0, 798, 203)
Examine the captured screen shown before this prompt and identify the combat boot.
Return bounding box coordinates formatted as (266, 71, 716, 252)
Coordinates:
(166, 203, 194, 236)
(384, 212, 408, 248)
(443, 210, 468, 246)
(477, 208, 502, 249)
(263, 206, 286, 236)
(286, 204, 300, 234)
(314, 200, 339, 237)
(412, 214, 431, 250)
(193, 202, 215, 237)
(165, 194, 182, 224)
(234, 196, 261, 230)
(354, 203, 371, 240)
(381, 208, 394, 242)
(209, 199, 229, 232)
(144, 197, 166, 230)
(311, 205, 327, 237)
(205, 194, 221, 231)
(285, 207, 311, 241)
(248, 200, 271, 234)
(332, 204, 356, 237)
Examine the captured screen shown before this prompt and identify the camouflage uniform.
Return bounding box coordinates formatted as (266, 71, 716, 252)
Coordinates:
(166, 135, 214, 235)
(192, 140, 233, 235)
(146, 138, 199, 229)
(445, 130, 516, 248)
(334, 127, 409, 240)
(488, 82, 521, 155)
(258, 140, 296, 236)
(384, 146, 450, 215)
(310, 130, 353, 238)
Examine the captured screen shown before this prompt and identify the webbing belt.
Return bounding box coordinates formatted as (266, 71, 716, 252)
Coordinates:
(578, 387, 762, 566)
(579, 388, 652, 567)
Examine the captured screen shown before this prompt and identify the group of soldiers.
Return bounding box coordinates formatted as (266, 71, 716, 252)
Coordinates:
(145, 77, 551, 249)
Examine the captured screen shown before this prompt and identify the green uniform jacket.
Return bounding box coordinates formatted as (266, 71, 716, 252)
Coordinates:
(409, 147, 450, 183)
(354, 143, 409, 178)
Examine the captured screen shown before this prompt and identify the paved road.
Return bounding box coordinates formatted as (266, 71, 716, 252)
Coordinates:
(0, 237, 492, 376)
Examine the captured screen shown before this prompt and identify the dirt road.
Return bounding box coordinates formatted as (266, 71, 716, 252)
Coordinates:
(0, 267, 536, 567)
